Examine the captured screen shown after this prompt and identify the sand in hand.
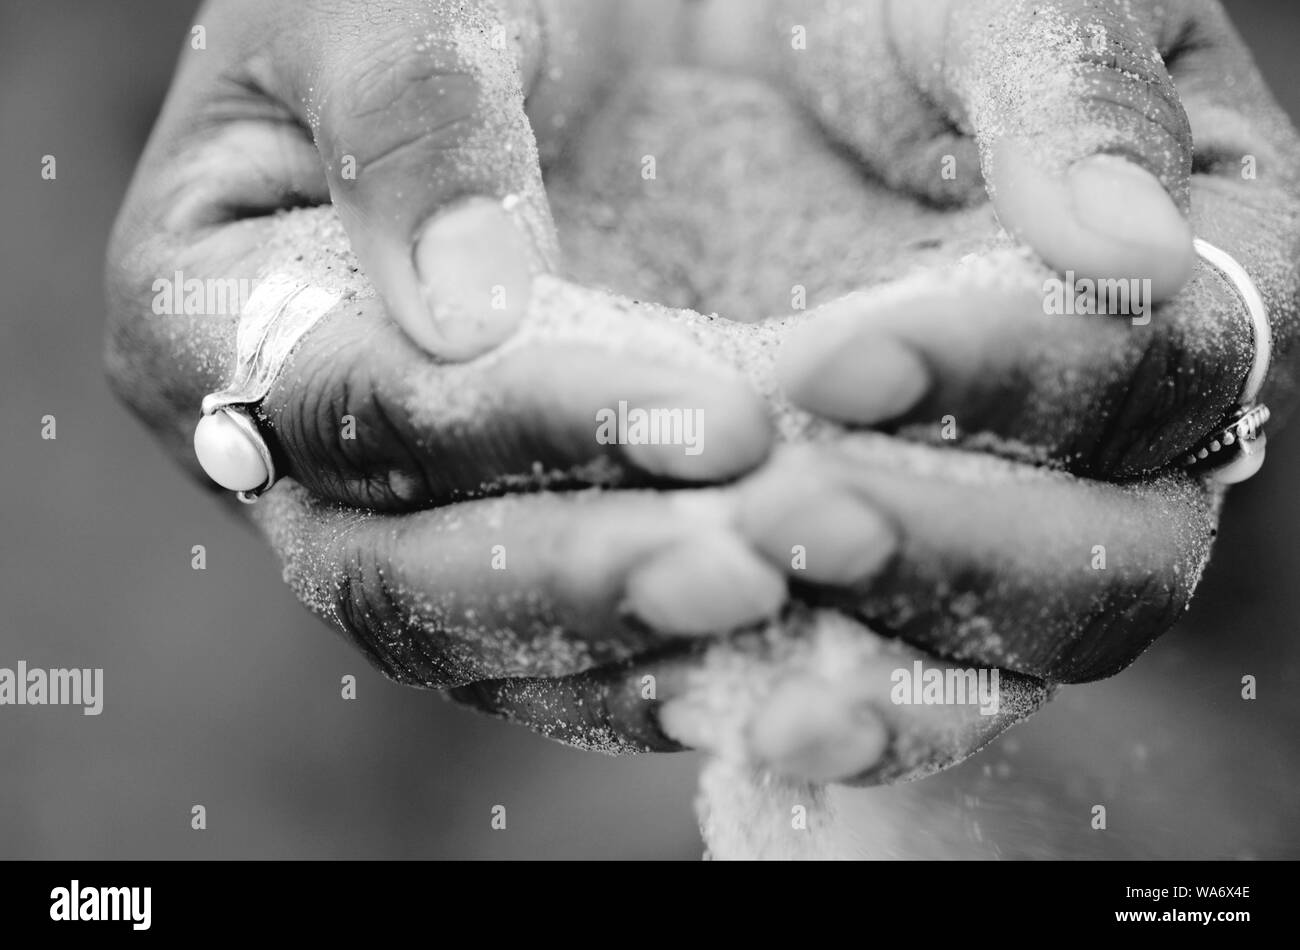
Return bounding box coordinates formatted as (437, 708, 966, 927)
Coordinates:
(248, 67, 1215, 858)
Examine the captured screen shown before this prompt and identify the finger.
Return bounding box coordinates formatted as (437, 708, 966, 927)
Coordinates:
(114, 0, 552, 361)
(775, 245, 1237, 480)
(732, 438, 1219, 684)
(252, 481, 787, 688)
(262, 270, 773, 508)
(258, 0, 557, 360)
(780, 0, 1196, 299)
(450, 607, 1051, 785)
(777, 168, 1299, 477)
(944, 0, 1195, 300)
(270, 286, 774, 508)
(449, 651, 697, 756)
(451, 434, 1209, 770)
(106, 207, 774, 508)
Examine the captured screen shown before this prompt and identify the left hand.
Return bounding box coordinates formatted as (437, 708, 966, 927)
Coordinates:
(453, 0, 1300, 783)
(765, 0, 1300, 479)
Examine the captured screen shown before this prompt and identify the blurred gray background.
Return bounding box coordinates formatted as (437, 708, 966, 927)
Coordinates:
(1, 0, 1296, 859)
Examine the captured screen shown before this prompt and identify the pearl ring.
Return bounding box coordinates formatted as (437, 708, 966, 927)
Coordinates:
(193, 274, 342, 502)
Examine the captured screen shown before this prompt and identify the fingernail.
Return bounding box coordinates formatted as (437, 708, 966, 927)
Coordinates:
(1068, 155, 1192, 259)
(617, 384, 773, 482)
(622, 531, 786, 636)
(654, 697, 706, 752)
(748, 491, 897, 587)
(615, 397, 710, 476)
(748, 677, 890, 782)
(780, 328, 930, 426)
(413, 197, 534, 360)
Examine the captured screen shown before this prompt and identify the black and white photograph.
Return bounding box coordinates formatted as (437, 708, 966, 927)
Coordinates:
(2, 0, 1298, 918)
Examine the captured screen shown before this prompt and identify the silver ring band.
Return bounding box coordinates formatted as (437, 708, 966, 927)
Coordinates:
(1192, 238, 1271, 404)
(194, 274, 342, 501)
(1183, 239, 1272, 484)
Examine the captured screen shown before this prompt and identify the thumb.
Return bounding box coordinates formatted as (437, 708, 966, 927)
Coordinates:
(780, 0, 1197, 301)
(934, 0, 1196, 300)
(284, 0, 555, 360)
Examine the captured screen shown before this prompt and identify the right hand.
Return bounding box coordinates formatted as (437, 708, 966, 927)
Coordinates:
(106, 0, 782, 506)
(105, 2, 788, 682)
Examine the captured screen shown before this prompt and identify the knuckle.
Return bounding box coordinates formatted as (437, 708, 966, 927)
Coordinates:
(1054, 484, 1215, 683)
(334, 551, 402, 678)
(332, 530, 444, 687)
(269, 317, 439, 509)
(318, 26, 509, 174)
(1061, 568, 1190, 682)
(1076, 327, 1191, 476)
(272, 332, 357, 494)
(1078, 296, 1250, 478)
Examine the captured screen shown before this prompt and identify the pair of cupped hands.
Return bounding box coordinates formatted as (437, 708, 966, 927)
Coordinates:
(107, 0, 1300, 780)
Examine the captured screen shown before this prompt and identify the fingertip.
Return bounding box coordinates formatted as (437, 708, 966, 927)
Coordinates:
(621, 531, 787, 637)
(619, 377, 774, 482)
(743, 488, 899, 587)
(991, 140, 1195, 304)
(1067, 154, 1195, 300)
(779, 326, 931, 426)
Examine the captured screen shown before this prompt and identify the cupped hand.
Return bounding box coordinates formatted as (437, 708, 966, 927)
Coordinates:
(104, 5, 799, 699)
(452, 399, 1221, 784)
(767, 0, 1300, 478)
(747, 0, 1201, 294)
(106, 0, 1299, 791)
(453, 0, 1300, 786)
